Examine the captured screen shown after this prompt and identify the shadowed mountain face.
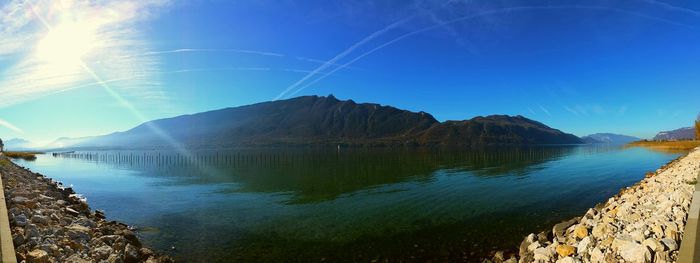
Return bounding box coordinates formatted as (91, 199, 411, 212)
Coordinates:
(581, 133, 641, 145)
(418, 115, 582, 145)
(653, 127, 695, 141)
(62, 95, 582, 149)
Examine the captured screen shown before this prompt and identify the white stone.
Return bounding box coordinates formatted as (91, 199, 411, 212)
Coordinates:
(619, 243, 651, 263)
(577, 237, 591, 255)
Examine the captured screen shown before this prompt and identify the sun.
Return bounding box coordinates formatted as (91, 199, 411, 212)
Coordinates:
(36, 21, 97, 65)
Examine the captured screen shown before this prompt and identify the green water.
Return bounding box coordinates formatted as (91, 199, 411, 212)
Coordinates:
(15, 146, 680, 262)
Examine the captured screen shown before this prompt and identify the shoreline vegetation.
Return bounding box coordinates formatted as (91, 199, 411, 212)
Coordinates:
(4, 151, 44, 161)
(0, 155, 173, 262)
(627, 140, 700, 153)
(485, 147, 700, 263)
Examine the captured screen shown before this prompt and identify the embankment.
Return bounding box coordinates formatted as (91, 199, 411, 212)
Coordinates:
(486, 147, 700, 263)
(0, 155, 174, 262)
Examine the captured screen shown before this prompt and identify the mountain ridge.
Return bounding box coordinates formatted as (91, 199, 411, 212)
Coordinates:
(43, 95, 584, 149)
(653, 127, 695, 141)
(581, 133, 641, 145)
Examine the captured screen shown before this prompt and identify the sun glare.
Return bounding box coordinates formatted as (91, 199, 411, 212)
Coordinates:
(36, 22, 96, 65)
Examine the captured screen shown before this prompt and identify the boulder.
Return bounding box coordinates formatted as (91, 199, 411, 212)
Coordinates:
(555, 257, 576, 263)
(519, 234, 535, 257)
(619, 243, 652, 263)
(553, 218, 578, 242)
(65, 207, 80, 216)
(124, 244, 140, 263)
(11, 196, 30, 204)
(591, 223, 609, 239)
(31, 214, 50, 225)
(26, 249, 49, 263)
(556, 244, 576, 257)
(93, 245, 113, 260)
(533, 247, 553, 262)
(642, 238, 662, 252)
(589, 248, 605, 263)
(576, 237, 591, 255)
(573, 225, 588, 239)
(660, 238, 678, 251)
(13, 213, 28, 226)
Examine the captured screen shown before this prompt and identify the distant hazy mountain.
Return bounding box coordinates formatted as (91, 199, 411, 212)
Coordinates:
(43, 137, 96, 150)
(581, 133, 641, 145)
(653, 127, 695, 141)
(3, 138, 35, 150)
(49, 95, 583, 149)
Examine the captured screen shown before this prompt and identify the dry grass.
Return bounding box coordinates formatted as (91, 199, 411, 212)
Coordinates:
(3, 151, 44, 161)
(626, 140, 700, 154)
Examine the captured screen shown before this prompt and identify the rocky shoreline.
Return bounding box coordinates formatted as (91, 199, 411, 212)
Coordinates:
(0, 155, 174, 263)
(485, 147, 700, 263)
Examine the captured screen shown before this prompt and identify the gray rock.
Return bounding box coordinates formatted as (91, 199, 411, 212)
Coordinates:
(65, 207, 80, 216)
(67, 226, 90, 243)
(12, 196, 30, 204)
(12, 233, 24, 246)
(24, 224, 40, 239)
(31, 214, 50, 225)
(124, 243, 140, 263)
(660, 238, 678, 251)
(14, 213, 28, 226)
(93, 245, 113, 260)
(553, 218, 578, 242)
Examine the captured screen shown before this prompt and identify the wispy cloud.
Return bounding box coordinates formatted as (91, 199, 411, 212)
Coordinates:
(538, 105, 551, 116)
(617, 105, 628, 116)
(563, 104, 622, 116)
(0, 118, 23, 133)
(0, 0, 170, 108)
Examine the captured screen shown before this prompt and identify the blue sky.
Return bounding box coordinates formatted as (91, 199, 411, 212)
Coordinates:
(1, 0, 699, 144)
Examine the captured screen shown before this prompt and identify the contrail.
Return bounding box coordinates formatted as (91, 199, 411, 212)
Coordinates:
(286, 5, 694, 97)
(639, 0, 700, 17)
(103, 48, 284, 62)
(295, 56, 362, 70)
(273, 16, 415, 101)
(102, 49, 359, 71)
(143, 48, 285, 57)
(0, 118, 23, 133)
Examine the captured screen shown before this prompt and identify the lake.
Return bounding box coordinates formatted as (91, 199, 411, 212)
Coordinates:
(12, 146, 681, 262)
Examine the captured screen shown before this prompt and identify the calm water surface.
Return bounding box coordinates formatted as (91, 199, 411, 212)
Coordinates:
(14, 146, 680, 262)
